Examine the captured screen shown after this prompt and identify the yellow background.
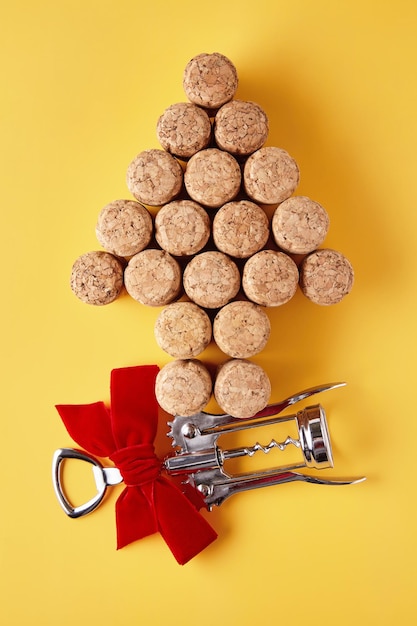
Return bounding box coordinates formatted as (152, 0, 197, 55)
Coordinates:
(1, 1, 416, 624)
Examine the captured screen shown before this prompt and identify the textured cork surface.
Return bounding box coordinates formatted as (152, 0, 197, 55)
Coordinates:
(70, 251, 124, 306)
(300, 248, 354, 305)
(154, 199, 210, 256)
(154, 301, 212, 358)
(184, 148, 241, 208)
(183, 251, 241, 309)
(214, 359, 271, 418)
(124, 249, 181, 306)
(126, 149, 183, 206)
(243, 146, 300, 204)
(242, 249, 299, 306)
(95, 199, 153, 258)
(214, 100, 269, 155)
(272, 196, 329, 254)
(183, 52, 238, 109)
(156, 102, 212, 159)
(213, 301, 271, 358)
(155, 359, 212, 417)
(212, 200, 269, 258)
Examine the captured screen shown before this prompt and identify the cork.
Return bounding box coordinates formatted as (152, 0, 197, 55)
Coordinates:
(299, 248, 354, 305)
(124, 249, 181, 306)
(184, 148, 241, 208)
(243, 146, 300, 205)
(155, 359, 212, 417)
(126, 149, 183, 206)
(242, 250, 299, 306)
(214, 100, 269, 156)
(154, 301, 212, 358)
(154, 199, 210, 256)
(272, 196, 329, 255)
(214, 359, 271, 418)
(183, 52, 238, 110)
(213, 301, 271, 358)
(212, 200, 269, 258)
(156, 102, 212, 159)
(95, 199, 153, 258)
(70, 251, 124, 306)
(183, 251, 241, 309)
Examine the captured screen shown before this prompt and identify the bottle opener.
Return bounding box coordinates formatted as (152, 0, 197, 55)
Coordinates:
(53, 381, 365, 516)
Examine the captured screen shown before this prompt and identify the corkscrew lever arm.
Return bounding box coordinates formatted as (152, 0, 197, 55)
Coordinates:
(195, 469, 366, 509)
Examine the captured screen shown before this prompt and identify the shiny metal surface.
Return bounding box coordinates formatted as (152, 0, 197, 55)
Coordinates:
(296, 405, 334, 469)
(165, 382, 365, 509)
(52, 448, 122, 518)
(193, 470, 366, 509)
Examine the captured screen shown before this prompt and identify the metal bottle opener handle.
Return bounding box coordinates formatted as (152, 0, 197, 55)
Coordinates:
(52, 447, 123, 518)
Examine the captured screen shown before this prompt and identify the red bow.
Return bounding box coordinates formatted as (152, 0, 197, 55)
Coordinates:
(56, 365, 217, 565)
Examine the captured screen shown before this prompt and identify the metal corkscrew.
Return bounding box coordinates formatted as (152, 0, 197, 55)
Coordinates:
(52, 382, 365, 517)
(165, 381, 365, 509)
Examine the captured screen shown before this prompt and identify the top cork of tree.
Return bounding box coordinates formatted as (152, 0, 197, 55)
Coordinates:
(183, 52, 239, 110)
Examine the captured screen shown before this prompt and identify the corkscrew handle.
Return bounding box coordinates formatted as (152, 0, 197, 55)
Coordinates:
(196, 470, 366, 509)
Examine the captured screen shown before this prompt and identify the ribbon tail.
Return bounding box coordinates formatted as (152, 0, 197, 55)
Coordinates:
(55, 402, 116, 457)
(154, 478, 218, 565)
(114, 487, 158, 550)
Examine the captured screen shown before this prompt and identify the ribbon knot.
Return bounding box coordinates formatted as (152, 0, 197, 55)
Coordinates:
(110, 444, 161, 487)
(56, 365, 217, 565)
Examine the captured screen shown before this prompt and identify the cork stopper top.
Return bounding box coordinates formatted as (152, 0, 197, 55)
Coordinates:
(124, 248, 181, 306)
(214, 359, 271, 418)
(126, 149, 183, 206)
(214, 100, 269, 155)
(213, 300, 271, 358)
(156, 102, 212, 159)
(243, 146, 300, 204)
(242, 250, 299, 306)
(155, 359, 212, 417)
(183, 250, 241, 309)
(70, 251, 124, 306)
(212, 200, 269, 258)
(272, 196, 329, 254)
(154, 301, 212, 358)
(300, 248, 354, 305)
(95, 199, 153, 258)
(184, 148, 241, 208)
(155, 199, 210, 256)
(183, 52, 238, 109)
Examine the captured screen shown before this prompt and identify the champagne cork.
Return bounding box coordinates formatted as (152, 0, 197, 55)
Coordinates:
(242, 250, 299, 306)
(212, 200, 269, 258)
(184, 148, 241, 208)
(213, 301, 270, 358)
(70, 251, 124, 306)
(272, 196, 329, 254)
(156, 102, 212, 159)
(183, 251, 241, 309)
(243, 146, 299, 205)
(299, 248, 354, 305)
(95, 199, 153, 258)
(154, 302, 212, 358)
(214, 358, 271, 418)
(154, 199, 210, 256)
(214, 100, 269, 156)
(183, 52, 238, 110)
(126, 149, 183, 206)
(124, 249, 181, 306)
(155, 359, 212, 417)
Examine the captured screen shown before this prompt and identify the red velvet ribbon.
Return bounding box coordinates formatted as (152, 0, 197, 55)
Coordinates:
(55, 365, 217, 565)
